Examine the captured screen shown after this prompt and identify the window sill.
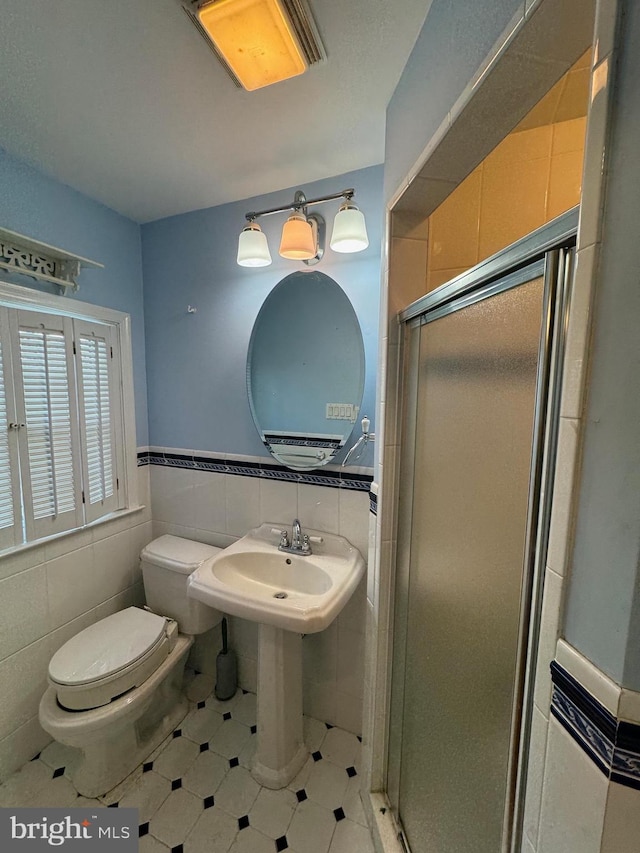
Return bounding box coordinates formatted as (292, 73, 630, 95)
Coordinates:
(0, 505, 149, 562)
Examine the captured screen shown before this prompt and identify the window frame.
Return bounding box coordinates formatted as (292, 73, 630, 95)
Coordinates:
(0, 280, 139, 554)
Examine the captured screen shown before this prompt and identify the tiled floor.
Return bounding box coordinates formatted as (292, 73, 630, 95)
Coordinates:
(0, 683, 374, 853)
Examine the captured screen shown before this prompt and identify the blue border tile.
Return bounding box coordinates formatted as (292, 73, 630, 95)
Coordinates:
(137, 449, 372, 492)
(550, 661, 640, 789)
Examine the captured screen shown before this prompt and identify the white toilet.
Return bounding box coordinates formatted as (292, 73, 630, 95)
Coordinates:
(39, 535, 222, 798)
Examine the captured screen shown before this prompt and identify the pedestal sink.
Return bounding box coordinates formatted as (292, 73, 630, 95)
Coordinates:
(187, 522, 365, 788)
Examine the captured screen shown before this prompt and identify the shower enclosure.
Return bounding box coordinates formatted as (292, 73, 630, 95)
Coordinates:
(387, 210, 577, 853)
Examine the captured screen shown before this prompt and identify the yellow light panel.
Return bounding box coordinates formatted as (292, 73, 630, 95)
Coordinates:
(198, 0, 308, 91)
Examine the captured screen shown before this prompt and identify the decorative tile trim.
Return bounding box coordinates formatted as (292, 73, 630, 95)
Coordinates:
(550, 661, 640, 790)
(137, 449, 373, 492)
(369, 491, 378, 515)
(263, 434, 342, 449)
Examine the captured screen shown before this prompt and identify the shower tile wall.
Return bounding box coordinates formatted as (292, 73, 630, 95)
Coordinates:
(0, 465, 155, 782)
(149, 459, 370, 736)
(426, 114, 587, 292)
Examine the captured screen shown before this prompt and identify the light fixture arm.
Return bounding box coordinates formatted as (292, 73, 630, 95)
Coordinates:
(244, 188, 355, 223)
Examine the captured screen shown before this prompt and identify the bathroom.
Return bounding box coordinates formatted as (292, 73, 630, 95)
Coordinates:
(1, 0, 640, 851)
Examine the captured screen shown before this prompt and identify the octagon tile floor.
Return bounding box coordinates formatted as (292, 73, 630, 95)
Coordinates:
(0, 685, 374, 853)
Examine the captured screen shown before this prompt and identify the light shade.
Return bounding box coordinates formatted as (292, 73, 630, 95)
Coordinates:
(237, 221, 272, 267)
(197, 0, 308, 92)
(279, 212, 316, 260)
(330, 202, 369, 253)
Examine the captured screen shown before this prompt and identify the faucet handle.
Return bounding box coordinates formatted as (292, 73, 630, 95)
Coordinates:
(271, 527, 290, 547)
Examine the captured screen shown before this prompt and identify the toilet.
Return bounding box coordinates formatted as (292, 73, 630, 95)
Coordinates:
(39, 535, 222, 798)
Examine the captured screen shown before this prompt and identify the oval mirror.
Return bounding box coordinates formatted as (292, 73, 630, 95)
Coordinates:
(247, 271, 365, 470)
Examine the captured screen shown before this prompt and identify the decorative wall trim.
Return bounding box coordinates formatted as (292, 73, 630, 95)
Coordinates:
(263, 434, 342, 449)
(137, 449, 373, 492)
(369, 491, 378, 515)
(551, 661, 640, 790)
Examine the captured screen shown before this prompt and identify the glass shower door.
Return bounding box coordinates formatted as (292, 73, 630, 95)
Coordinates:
(392, 266, 549, 853)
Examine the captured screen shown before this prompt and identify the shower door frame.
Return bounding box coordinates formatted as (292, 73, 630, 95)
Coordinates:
(386, 207, 578, 853)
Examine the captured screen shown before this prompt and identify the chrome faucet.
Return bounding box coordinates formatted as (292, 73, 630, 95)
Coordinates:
(292, 518, 302, 549)
(277, 519, 312, 555)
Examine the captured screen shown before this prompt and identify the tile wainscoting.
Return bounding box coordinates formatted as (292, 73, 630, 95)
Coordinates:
(550, 662, 640, 788)
(0, 446, 372, 785)
(0, 464, 154, 782)
(535, 640, 640, 853)
(143, 448, 372, 737)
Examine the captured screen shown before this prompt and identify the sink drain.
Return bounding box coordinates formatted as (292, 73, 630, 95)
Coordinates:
(274, 591, 288, 599)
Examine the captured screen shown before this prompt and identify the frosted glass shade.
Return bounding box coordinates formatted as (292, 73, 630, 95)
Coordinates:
(197, 0, 307, 92)
(237, 222, 272, 267)
(279, 213, 316, 260)
(330, 203, 369, 253)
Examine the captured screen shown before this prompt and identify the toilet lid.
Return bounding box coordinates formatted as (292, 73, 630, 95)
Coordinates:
(49, 607, 168, 686)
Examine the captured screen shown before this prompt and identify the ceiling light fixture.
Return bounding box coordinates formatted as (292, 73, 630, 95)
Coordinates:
(236, 189, 368, 268)
(181, 0, 325, 91)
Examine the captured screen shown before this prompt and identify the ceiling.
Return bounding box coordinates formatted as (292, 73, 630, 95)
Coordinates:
(0, 0, 431, 223)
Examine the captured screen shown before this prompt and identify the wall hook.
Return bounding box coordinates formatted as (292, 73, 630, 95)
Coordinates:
(187, 305, 197, 314)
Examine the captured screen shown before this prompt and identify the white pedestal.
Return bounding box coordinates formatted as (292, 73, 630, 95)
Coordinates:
(251, 624, 308, 789)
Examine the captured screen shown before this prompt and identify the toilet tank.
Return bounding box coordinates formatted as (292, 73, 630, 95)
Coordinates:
(140, 535, 223, 634)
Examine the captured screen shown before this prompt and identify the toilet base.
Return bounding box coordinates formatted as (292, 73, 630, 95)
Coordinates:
(73, 695, 189, 798)
(40, 635, 192, 798)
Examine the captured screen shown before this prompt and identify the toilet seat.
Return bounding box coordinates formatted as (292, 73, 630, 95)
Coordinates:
(49, 607, 178, 711)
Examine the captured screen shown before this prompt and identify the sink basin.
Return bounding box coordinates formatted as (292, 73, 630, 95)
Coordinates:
(188, 523, 365, 633)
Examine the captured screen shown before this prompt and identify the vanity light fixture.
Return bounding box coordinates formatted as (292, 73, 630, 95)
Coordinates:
(237, 221, 272, 267)
(279, 211, 316, 260)
(181, 0, 325, 92)
(236, 188, 368, 268)
(330, 200, 369, 253)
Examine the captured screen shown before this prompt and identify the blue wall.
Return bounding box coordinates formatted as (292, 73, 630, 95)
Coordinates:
(0, 148, 149, 446)
(563, 0, 640, 690)
(141, 165, 382, 462)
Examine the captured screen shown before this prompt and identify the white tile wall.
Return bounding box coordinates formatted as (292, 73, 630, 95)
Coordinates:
(149, 462, 370, 735)
(523, 705, 551, 847)
(0, 464, 154, 782)
(537, 716, 608, 853)
(533, 567, 565, 716)
(601, 781, 640, 853)
(555, 638, 621, 716)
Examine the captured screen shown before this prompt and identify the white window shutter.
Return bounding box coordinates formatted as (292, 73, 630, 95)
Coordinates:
(10, 310, 83, 539)
(0, 308, 22, 550)
(74, 319, 120, 522)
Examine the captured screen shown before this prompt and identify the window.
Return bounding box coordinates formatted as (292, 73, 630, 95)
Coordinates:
(0, 283, 137, 551)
